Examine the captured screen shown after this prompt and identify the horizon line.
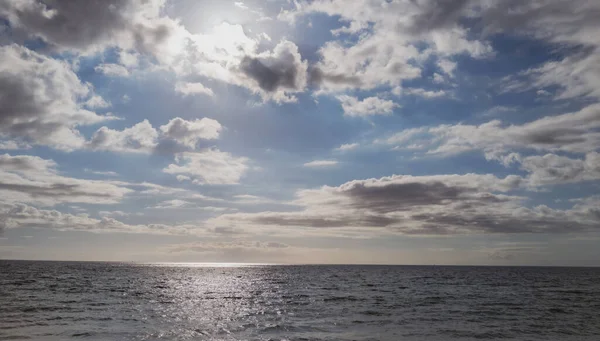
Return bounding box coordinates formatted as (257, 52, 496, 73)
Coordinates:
(1, 258, 598, 268)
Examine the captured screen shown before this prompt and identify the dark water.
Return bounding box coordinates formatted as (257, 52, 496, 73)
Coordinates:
(1, 261, 599, 340)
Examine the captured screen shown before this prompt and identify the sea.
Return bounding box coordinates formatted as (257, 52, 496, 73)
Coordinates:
(1, 261, 599, 341)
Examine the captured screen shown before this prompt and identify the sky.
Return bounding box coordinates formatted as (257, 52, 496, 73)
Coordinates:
(0, 0, 599, 266)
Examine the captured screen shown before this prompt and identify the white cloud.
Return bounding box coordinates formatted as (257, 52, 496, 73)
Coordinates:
(89, 117, 222, 153)
(304, 160, 338, 168)
(0, 140, 30, 150)
(175, 82, 214, 97)
(150, 199, 193, 209)
(335, 143, 359, 151)
(336, 96, 398, 117)
(385, 104, 600, 156)
(529, 51, 600, 101)
(404, 88, 447, 98)
(89, 120, 159, 153)
(233, 2, 248, 10)
(94, 63, 130, 77)
(84, 169, 119, 177)
(232, 194, 274, 205)
(85, 95, 111, 109)
(284, 0, 491, 93)
(432, 73, 445, 84)
(159, 117, 221, 148)
(520, 152, 600, 186)
(478, 2, 600, 102)
(118, 50, 139, 68)
(163, 149, 249, 184)
(176, 175, 191, 182)
(437, 59, 457, 76)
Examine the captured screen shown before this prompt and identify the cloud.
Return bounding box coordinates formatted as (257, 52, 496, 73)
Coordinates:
(238, 40, 308, 102)
(150, 199, 193, 209)
(159, 117, 221, 148)
(163, 240, 295, 262)
(163, 149, 249, 184)
(234, 2, 249, 10)
(304, 160, 338, 168)
(175, 82, 214, 97)
(232, 194, 275, 205)
(98, 210, 131, 218)
(472, 1, 600, 101)
(0, 154, 132, 206)
(171, 24, 307, 103)
(479, 1, 600, 47)
(84, 169, 119, 177)
(526, 50, 600, 101)
(146, 198, 230, 211)
(89, 117, 222, 153)
(385, 104, 600, 156)
(0, 140, 30, 150)
(336, 96, 398, 117)
(89, 120, 159, 153)
(95, 63, 130, 77)
(404, 88, 447, 98)
(437, 59, 457, 76)
(0, 0, 181, 54)
(308, 66, 362, 89)
(282, 0, 491, 93)
(520, 152, 600, 186)
(118, 50, 139, 68)
(0, 202, 210, 236)
(284, 0, 600, 99)
(209, 173, 599, 235)
(335, 143, 359, 151)
(432, 73, 445, 84)
(0, 44, 116, 151)
(85, 95, 111, 110)
(167, 240, 288, 253)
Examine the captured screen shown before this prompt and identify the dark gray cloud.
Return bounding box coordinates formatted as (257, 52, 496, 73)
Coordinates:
(0, 44, 114, 150)
(211, 174, 600, 235)
(405, 0, 472, 34)
(308, 67, 362, 88)
(343, 181, 475, 213)
(0, 182, 115, 201)
(0, 153, 54, 172)
(0, 153, 132, 206)
(240, 56, 298, 92)
(0, 71, 76, 147)
(0, 0, 175, 53)
(238, 40, 307, 96)
(253, 214, 399, 229)
(480, 0, 600, 40)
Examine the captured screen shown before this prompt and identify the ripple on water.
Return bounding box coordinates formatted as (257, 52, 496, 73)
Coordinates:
(0, 261, 599, 341)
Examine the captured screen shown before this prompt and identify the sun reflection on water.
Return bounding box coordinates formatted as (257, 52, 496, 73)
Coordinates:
(142, 262, 277, 267)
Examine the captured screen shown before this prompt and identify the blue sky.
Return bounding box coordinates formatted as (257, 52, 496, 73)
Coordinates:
(0, 0, 599, 265)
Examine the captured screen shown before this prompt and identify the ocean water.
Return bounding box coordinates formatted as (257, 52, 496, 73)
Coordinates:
(1, 261, 599, 341)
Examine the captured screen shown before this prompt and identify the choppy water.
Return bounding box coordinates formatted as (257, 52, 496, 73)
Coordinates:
(1, 261, 599, 340)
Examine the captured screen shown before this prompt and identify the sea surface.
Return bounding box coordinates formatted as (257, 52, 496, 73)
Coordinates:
(1, 261, 599, 341)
